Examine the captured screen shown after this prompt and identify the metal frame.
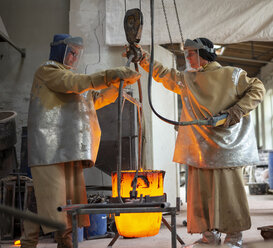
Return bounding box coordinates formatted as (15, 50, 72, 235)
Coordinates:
(1, 180, 16, 240)
(66, 205, 183, 248)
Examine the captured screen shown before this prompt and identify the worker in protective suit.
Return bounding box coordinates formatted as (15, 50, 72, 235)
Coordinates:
(129, 38, 265, 248)
(20, 34, 141, 248)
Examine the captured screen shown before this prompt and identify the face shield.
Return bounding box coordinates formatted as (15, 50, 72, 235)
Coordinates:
(184, 38, 214, 72)
(184, 49, 201, 72)
(51, 36, 83, 70)
(63, 37, 83, 70)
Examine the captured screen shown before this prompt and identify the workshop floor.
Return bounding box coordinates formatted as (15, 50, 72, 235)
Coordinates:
(1, 186, 273, 248)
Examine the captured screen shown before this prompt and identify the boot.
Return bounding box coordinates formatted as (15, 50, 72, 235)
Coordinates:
(223, 232, 243, 248)
(183, 230, 221, 247)
(20, 219, 40, 248)
(194, 230, 221, 245)
(54, 228, 73, 248)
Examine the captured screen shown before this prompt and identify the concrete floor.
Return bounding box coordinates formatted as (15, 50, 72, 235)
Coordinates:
(1, 187, 273, 248)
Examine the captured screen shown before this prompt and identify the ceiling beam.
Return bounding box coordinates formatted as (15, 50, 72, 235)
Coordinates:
(218, 55, 273, 64)
(219, 42, 273, 49)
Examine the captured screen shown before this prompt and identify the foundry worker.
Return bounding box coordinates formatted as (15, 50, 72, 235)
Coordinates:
(131, 38, 265, 247)
(20, 34, 140, 248)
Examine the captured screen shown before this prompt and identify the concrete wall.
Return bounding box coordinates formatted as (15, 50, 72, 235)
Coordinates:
(0, 0, 69, 163)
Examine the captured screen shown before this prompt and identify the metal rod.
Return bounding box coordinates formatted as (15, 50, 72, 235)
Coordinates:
(77, 206, 173, 215)
(171, 209, 178, 247)
(126, 55, 134, 67)
(117, 54, 135, 204)
(58, 202, 170, 212)
(122, 91, 142, 106)
(87, 232, 114, 240)
(107, 232, 120, 247)
(72, 212, 78, 248)
(15, 173, 22, 211)
(117, 78, 124, 204)
(162, 216, 184, 245)
(0, 204, 65, 230)
(134, 62, 143, 169)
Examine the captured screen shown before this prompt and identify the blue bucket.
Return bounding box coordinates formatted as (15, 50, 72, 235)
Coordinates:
(84, 214, 107, 239)
(269, 151, 273, 189)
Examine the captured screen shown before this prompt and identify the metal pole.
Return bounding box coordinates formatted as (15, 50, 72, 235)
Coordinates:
(117, 78, 125, 203)
(107, 232, 120, 247)
(0, 204, 65, 230)
(171, 208, 177, 248)
(134, 63, 143, 169)
(117, 54, 135, 203)
(58, 202, 170, 212)
(72, 212, 78, 248)
(162, 216, 184, 245)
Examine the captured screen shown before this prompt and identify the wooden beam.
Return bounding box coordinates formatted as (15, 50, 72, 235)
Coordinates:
(218, 55, 273, 64)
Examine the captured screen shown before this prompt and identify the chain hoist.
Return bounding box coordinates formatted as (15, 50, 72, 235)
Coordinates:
(116, 1, 144, 203)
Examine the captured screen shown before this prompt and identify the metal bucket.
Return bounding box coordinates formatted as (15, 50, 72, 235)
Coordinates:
(111, 170, 165, 237)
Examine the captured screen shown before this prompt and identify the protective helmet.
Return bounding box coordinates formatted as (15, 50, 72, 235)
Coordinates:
(49, 34, 83, 69)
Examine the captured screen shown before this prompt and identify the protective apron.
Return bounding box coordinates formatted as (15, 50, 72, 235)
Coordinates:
(140, 56, 265, 168)
(28, 61, 104, 167)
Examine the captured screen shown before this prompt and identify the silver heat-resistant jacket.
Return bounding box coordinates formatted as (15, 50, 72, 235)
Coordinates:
(140, 57, 266, 168)
(28, 61, 139, 167)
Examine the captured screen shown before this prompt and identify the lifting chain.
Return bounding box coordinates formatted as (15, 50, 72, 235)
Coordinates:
(173, 0, 185, 48)
(161, 0, 185, 47)
(161, 0, 173, 44)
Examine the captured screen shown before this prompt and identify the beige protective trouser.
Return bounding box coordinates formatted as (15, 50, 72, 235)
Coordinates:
(20, 161, 90, 247)
(187, 166, 251, 233)
(20, 219, 72, 248)
(31, 162, 90, 234)
(20, 216, 40, 248)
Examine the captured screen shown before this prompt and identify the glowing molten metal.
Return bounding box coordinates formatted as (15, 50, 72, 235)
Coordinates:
(14, 240, 21, 246)
(112, 170, 165, 237)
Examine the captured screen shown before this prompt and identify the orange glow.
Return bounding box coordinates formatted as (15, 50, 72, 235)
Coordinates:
(14, 240, 21, 246)
(112, 170, 165, 237)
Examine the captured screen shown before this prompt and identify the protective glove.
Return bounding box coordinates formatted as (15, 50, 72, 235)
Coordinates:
(221, 104, 245, 128)
(106, 66, 141, 87)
